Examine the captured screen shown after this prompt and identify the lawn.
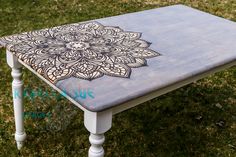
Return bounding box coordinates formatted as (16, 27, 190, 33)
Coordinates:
(0, 0, 236, 156)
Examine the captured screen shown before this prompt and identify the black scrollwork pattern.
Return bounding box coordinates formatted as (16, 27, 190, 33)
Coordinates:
(0, 21, 160, 83)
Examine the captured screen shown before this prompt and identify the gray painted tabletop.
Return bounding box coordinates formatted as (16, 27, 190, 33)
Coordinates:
(1, 5, 236, 112)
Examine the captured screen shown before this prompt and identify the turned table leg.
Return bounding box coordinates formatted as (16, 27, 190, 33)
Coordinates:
(89, 133, 105, 157)
(7, 50, 27, 150)
(84, 110, 112, 157)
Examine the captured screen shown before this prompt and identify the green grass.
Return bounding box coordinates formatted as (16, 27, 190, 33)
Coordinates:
(0, 0, 236, 156)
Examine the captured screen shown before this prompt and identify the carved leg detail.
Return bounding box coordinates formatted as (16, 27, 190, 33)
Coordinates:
(12, 68, 26, 150)
(7, 51, 27, 150)
(89, 133, 105, 157)
(84, 110, 112, 157)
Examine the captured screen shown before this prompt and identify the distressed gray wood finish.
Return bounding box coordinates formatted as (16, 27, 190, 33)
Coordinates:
(55, 5, 236, 111)
(2, 5, 236, 112)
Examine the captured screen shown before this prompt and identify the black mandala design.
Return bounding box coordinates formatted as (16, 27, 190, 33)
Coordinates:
(0, 21, 160, 83)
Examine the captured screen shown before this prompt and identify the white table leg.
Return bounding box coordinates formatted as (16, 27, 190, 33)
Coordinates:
(89, 133, 105, 157)
(7, 50, 26, 150)
(84, 110, 112, 157)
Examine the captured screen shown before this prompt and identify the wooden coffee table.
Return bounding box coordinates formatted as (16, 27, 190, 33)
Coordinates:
(0, 5, 235, 157)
